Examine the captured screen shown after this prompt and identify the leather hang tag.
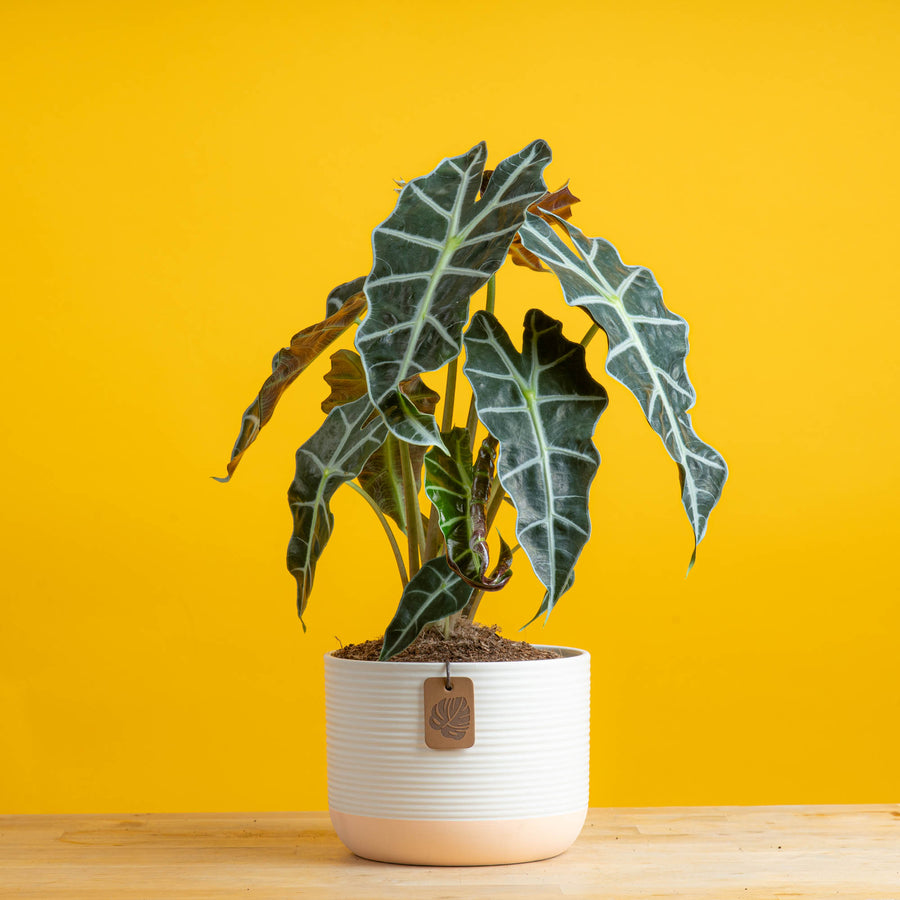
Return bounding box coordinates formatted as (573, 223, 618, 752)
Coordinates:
(423, 674, 475, 750)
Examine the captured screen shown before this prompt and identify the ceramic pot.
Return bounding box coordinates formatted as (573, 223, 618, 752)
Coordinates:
(324, 646, 589, 865)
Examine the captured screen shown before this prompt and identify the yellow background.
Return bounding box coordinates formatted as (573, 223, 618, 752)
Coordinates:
(2, 0, 898, 813)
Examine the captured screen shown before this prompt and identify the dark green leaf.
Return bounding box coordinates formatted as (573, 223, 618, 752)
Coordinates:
(463, 309, 608, 619)
(287, 395, 388, 624)
(518, 212, 728, 566)
(357, 375, 439, 533)
(355, 140, 551, 448)
(424, 429, 512, 590)
(320, 348, 439, 532)
(379, 557, 474, 660)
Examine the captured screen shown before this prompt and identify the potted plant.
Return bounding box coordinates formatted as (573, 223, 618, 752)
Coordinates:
(218, 139, 727, 865)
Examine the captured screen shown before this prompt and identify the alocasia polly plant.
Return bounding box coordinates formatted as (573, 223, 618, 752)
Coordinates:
(218, 139, 728, 660)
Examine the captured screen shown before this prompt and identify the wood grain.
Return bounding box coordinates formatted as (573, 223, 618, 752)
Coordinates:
(1, 806, 897, 899)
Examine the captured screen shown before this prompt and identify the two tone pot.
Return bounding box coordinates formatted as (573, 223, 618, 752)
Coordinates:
(324, 646, 590, 865)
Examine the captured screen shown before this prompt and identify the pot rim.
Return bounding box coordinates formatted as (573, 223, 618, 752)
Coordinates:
(324, 644, 589, 669)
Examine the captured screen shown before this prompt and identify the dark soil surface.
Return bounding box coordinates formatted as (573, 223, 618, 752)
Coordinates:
(333, 620, 559, 662)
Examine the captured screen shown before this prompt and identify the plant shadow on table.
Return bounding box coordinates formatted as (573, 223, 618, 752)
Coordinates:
(55, 816, 350, 863)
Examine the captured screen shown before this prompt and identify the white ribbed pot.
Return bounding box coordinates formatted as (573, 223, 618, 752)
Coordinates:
(324, 646, 589, 866)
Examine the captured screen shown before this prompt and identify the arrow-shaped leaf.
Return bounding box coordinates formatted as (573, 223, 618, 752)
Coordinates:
(287, 394, 388, 624)
(355, 139, 551, 448)
(424, 428, 512, 590)
(379, 556, 474, 660)
(518, 212, 728, 565)
(463, 309, 608, 619)
(217, 282, 366, 482)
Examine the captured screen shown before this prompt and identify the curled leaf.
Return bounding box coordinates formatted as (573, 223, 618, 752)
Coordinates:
(216, 285, 367, 482)
(509, 183, 581, 271)
(424, 429, 512, 591)
(321, 348, 367, 413)
(479, 174, 580, 273)
(534, 183, 580, 219)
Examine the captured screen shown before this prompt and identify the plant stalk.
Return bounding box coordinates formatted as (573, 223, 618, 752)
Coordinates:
(441, 357, 458, 433)
(581, 323, 600, 348)
(466, 274, 496, 452)
(454, 274, 500, 621)
(465, 395, 479, 454)
(485, 273, 496, 314)
(399, 441, 425, 579)
(347, 481, 408, 588)
(462, 588, 483, 621)
(423, 357, 461, 562)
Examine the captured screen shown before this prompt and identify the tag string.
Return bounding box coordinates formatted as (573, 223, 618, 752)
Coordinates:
(445, 661, 453, 690)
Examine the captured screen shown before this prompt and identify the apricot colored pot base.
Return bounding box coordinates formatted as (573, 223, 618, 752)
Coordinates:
(330, 808, 588, 866)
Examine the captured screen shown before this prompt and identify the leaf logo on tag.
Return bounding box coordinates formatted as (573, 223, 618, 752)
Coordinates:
(424, 676, 474, 749)
(428, 696, 471, 741)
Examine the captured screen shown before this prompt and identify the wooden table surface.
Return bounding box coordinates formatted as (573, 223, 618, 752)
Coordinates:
(1, 806, 897, 899)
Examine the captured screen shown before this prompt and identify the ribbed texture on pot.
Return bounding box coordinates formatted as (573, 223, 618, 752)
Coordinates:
(324, 647, 589, 821)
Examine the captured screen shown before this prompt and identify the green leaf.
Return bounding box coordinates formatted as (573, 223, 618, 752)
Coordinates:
(518, 212, 728, 565)
(287, 394, 388, 624)
(355, 140, 551, 448)
(424, 429, 512, 590)
(357, 376, 439, 534)
(463, 309, 608, 619)
(379, 557, 474, 660)
(322, 349, 439, 533)
(216, 283, 366, 482)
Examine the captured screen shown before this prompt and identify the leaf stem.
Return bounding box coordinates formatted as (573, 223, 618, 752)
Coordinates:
(463, 588, 484, 621)
(581, 323, 600, 347)
(465, 275, 497, 453)
(485, 273, 496, 315)
(465, 395, 479, 454)
(399, 441, 424, 578)
(423, 356, 462, 563)
(441, 358, 458, 433)
(347, 481, 408, 588)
